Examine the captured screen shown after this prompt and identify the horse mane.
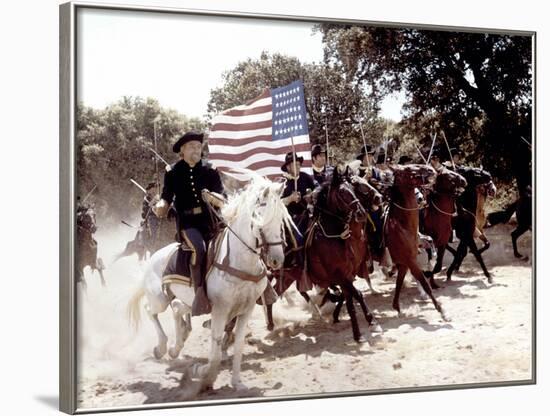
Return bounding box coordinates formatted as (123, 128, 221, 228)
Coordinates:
(221, 172, 296, 234)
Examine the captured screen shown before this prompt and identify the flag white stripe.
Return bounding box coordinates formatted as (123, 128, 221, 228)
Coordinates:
(211, 111, 272, 125)
(219, 166, 313, 180)
(208, 135, 310, 155)
(208, 127, 272, 140)
(209, 150, 311, 170)
(222, 97, 272, 112)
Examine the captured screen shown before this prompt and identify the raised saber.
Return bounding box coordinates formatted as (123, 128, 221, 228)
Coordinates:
(147, 147, 171, 170)
(130, 178, 147, 194)
(81, 184, 97, 205)
(325, 118, 330, 166)
(440, 130, 455, 170)
(426, 132, 438, 165)
(413, 143, 428, 164)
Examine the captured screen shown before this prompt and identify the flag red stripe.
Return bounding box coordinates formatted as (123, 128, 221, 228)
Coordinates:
(218, 159, 312, 172)
(208, 135, 273, 147)
(209, 143, 311, 162)
(222, 104, 272, 117)
(210, 119, 272, 132)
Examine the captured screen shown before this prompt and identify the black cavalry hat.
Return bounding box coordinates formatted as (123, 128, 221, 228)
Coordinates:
(172, 131, 204, 153)
(356, 144, 375, 160)
(281, 152, 304, 172)
(311, 144, 326, 158)
(398, 155, 413, 164)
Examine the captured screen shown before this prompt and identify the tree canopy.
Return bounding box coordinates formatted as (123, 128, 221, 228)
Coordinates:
(317, 25, 532, 188)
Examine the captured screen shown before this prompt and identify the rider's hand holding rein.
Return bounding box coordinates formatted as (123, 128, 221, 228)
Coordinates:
(283, 191, 301, 205)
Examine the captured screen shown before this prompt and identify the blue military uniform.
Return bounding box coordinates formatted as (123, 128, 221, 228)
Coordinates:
(160, 131, 224, 315)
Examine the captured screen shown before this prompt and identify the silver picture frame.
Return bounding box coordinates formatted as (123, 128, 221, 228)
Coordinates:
(60, 2, 536, 414)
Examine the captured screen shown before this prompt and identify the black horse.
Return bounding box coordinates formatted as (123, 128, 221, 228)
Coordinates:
(77, 205, 106, 290)
(487, 185, 532, 259)
(446, 166, 493, 283)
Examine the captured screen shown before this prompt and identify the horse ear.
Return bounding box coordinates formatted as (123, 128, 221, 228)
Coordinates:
(332, 166, 341, 184)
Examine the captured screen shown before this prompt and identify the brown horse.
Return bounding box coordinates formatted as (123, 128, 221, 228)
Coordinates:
(77, 206, 106, 290)
(267, 168, 382, 342)
(385, 164, 448, 320)
(486, 184, 532, 259)
(307, 168, 381, 342)
(422, 168, 467, 288)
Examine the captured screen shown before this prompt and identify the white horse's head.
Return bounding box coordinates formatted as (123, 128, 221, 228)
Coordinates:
(221, 173, 289, 270)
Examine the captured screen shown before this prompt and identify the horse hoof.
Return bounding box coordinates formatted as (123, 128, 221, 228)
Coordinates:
(431, 281, 441, 290)
(267, 323, 274, 331)
(487, 275, 494, 284)
(371, 323, 383, 333)
(440, 310, 451, 322)
(202, 319, 211, 329)
(153, 346, 166, 359)
(355, 335, 368, 344)
(232, 380, 248, 391)
(168, 347, 180, 359)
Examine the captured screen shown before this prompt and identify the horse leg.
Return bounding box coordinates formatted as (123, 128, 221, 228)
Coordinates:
(476, 234, 490, 255)
(344, 289, 366, 343)
(299, 291, 324, 320)
(77, 269, 88, 294)
(466, 239, 493, 283)
(446, 241, 467, 281)
(409, 263, 448, 321)
(425, 246, 446, 289)
(196, 306, 228, 391)
(231, 308, 255, 390)
(392, 264, 408, 315)
(347, 281, 382, 333)
(146, 305, 169, 359)
(222, 317, 237, 353)
(168, 299, 191, 359)
(512, 224, 529, 259)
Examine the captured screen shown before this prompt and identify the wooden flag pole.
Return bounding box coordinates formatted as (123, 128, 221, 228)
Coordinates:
(359, 121, 370, 168)
(290, 135, 298, 192)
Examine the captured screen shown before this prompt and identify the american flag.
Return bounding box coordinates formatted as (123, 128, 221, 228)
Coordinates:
(208, 80, 312, 180)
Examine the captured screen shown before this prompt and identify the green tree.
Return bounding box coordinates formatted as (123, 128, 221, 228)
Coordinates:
(318, 25, 533, 189)
(77, 97, 204, 220)
(206, 51, 382, 161)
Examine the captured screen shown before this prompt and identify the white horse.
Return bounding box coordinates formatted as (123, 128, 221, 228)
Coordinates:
(127, 175, 291, 391)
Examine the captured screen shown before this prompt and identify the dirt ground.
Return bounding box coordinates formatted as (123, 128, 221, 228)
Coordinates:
(75, 222, 533, 410)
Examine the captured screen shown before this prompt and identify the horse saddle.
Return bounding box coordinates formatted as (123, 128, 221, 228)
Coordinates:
(162, 242, 194, 287)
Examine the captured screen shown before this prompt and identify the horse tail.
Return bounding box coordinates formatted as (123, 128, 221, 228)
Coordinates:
(487, 200, 518, 226)
(127, 285, 146, 331)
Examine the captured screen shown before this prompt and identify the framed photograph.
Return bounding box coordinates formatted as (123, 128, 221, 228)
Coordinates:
(60, 1, 535, 413)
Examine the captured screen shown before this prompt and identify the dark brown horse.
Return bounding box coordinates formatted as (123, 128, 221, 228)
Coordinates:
(385, 164, 448, 320)
(422, 168, 467, 288)
(77, 206, 106, 290)
(267, 168, 382, 342)
(487, 185, 532, 259)
(446, 166, 494, 283)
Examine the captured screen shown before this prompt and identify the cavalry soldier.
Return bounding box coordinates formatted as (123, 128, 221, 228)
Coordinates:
(141, 182, 160, 246)
(429, 147, 445, 172)
(281, 152, 315, 234)
(356, 144, 376, 178)
(153, 131, 224, 316)
(311, 144, 333, 185)
(280, 152, 315, 269)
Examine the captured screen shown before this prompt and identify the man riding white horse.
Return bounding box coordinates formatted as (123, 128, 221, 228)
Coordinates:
(153, 131, 224, 316)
